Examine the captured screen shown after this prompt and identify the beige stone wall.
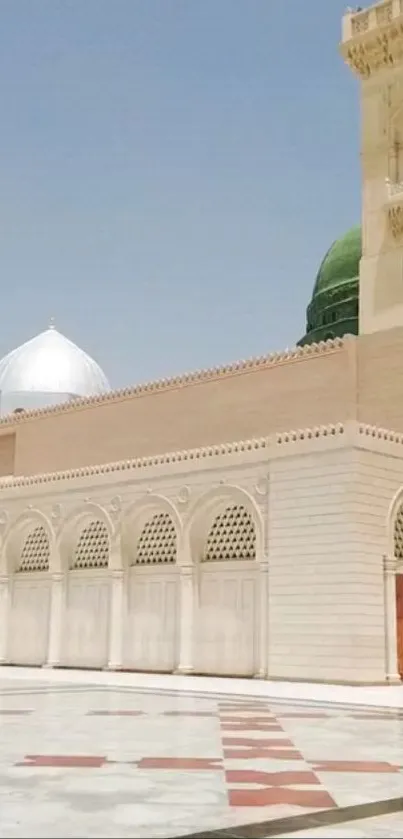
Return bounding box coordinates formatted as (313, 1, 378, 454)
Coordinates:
(358, 326, 403, 429)
(0, 422, 401, 683)
(0, 434, 16, 478)
(267, 438, 403, 684)
(4, 321, 403, 479)
(8, 342, 353, 477)
(267, 449, 374, 683)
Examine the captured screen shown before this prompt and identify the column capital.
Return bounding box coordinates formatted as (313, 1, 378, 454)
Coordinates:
(50, 572, 64, 583)
(383, 554, 398, 575)
(111, 569, 124, 581)
(178, 563, 194, 577)
(0, 575, 9, 586)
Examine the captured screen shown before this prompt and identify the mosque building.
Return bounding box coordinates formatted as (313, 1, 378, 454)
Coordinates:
(1, 1, 403, 686)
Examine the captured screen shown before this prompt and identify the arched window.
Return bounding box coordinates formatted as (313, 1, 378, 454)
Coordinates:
(72, 520, 109, 570)
(202, 505, 256, 562)
(132, 512, 177, 565)
(17, 526, 50, 573)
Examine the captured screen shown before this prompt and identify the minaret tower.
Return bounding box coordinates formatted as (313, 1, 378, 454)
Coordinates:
(341, 1, 403, 334)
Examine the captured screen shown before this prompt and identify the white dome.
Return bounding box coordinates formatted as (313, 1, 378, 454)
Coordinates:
(0, 324, 110, 404)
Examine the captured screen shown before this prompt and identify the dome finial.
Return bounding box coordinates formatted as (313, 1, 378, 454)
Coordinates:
(48, 317, 55, 330)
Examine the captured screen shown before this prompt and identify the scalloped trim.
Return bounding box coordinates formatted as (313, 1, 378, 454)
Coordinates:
(0, 337, 345, 428)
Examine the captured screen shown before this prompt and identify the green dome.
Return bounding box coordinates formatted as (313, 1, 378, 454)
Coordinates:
(298, 226, 361, 346)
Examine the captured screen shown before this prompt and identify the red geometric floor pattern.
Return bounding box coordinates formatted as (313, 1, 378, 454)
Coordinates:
(13, 698, 402, 810)
(217, 700, 336, 808)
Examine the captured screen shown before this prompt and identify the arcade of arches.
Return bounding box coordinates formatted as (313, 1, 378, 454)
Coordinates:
(0, 499, 263, 677)
(2, 421, 403, 685)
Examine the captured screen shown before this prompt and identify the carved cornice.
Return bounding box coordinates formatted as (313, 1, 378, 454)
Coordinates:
(0, 338, 344, 429)
(341, 3, 403, 80)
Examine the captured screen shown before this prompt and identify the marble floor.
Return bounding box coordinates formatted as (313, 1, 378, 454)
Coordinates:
(0, 669, 402, 838)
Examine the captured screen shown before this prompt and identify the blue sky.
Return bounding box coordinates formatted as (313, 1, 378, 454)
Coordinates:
(0, 0, 359, 388)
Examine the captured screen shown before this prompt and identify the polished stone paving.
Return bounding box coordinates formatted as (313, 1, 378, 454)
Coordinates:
(0, 669, 402, 838)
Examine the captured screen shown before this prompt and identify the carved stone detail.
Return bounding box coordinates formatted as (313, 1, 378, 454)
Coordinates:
(342, 24, 403, 80)
(51, 504, 62, 524)
(388, 204, 403, 238)
(254, 477, 268, 498)
(177, 486, 191, 506)
(109, 495, 122, 521)
(383, 554, 398, 574)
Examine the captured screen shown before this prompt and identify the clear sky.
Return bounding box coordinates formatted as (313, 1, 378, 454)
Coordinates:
(0, 0, 360, 388)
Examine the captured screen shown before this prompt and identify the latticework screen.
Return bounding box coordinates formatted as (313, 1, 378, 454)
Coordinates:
(72, 520, 109, 569)
(17, 526, 50, 573)
(203, 505, 256, 562)
(133, 512, 177, 565)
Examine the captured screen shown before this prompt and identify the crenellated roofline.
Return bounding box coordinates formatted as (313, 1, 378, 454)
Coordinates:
(0, 420, 402, 492)
(0, 337, 346, 429)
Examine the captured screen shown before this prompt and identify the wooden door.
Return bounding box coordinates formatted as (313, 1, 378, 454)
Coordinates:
(396, 574, 403, 679)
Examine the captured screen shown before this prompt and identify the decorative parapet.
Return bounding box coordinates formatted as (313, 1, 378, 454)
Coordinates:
(385, 178, 403, 238)
(341, 1, 403, 79)
(0, 437, 272, 489)
(358, 422, 403, 443)
(1, 421, 402, 493)
(0, 421, 380, 492)
(0, 337, 344, 428)
(275, 423, 345, 445)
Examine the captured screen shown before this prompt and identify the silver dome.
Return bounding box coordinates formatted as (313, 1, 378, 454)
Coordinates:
(0, 324, 110, 406)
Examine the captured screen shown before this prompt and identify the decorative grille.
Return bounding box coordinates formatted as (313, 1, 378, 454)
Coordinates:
(203, 505, 256, 562)
(133, 512, 177, 565)
(17, 526, 50, 572)
(72, 520, 109, 569)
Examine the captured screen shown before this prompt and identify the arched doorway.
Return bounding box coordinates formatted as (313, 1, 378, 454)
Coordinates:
(193, 502, 259, 676)
(122, 508, 179, 672)
(393, 506, 403, 679)
(62, 517, 111, 668)
(7, 523, 51, 665)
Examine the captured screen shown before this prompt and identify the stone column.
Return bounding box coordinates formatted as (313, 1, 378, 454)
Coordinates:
(255, 561, 269, 679)
(383, 555, 401, 683)
(0, 575, 10, 664)
(175, 564, 194, 675)
(45, 572, 65, 668)
(107, 570, 125, 670)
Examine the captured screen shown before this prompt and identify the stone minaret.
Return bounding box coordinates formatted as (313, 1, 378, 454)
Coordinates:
(341, 1, 403, 335)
